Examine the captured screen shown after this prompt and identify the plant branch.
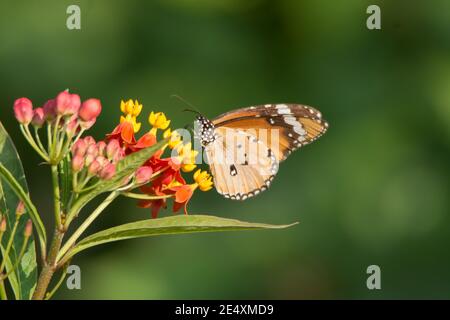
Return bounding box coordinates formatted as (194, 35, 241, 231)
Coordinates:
(0, 280, 7, 300)
(121, 192, 172, 200)
(32, 229, 64, 300)
(57, 191, 119, 264)
(45, 262, 69, 300)
(51, 165, 63, 230)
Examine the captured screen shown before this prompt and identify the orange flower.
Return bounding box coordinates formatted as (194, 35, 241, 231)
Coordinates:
(106, 98, 214, 218)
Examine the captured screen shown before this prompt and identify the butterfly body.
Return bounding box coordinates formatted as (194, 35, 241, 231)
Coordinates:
(195, 104, 328, 200)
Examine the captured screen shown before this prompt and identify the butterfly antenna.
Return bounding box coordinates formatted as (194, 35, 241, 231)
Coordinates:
(170, 94, 203, 116)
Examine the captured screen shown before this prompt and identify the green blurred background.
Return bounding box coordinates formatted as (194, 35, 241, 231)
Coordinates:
(1, 0, 449, 299)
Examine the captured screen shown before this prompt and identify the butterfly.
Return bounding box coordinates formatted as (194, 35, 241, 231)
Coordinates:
(194, 104, 328, 200)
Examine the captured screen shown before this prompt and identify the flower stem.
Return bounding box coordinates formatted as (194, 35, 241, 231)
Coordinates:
(121, 192, 172, 200)
(32, 229, 64, 300)
(0, 217, 20, 273)
(50, 116, 62, 159)
(0, 235, 29, 281)
(51, 165, 63, 230)
(0, 280, 7, 300)
(44, 262, 69, 300)
(20, 125, 50, 162)
(33, 127, 48, 157)
(47, 124, 53, 153)
(56, 192, 119, 264)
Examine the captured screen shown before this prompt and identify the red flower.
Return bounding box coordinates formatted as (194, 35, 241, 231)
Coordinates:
(170, 184, 194, 214)
(107, 121, 136, 146)
(129, 133, 156, 152)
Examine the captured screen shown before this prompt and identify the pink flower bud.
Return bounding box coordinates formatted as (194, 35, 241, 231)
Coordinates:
(96, 141, 107, 156)
(31, 108, 45, 128)
(24, 219, 33, 237)
(0, 216, 6, 232)
(113, 148, 125, 163)
(43, 99, 56, 120)
(85, 153, 95, 167)
(106, 139, 121, 160)
(99, 163, 116, 180)
(79, 118, 96, 130)
(13, 98, 33, 124)
(72, 139, 87, 157)
(72, 154, 85, 172)
(88, 160, 101, 176)
(65, 116, 79, 136)
(79, 99, 102, 122)
(83, 136, 96, 146)
(56, 91, 81, 116)
(87, 144, 99, 157)
(95, 156, 107, 167)
(135, 166, 153, 184)
(16, 201, 26, 216)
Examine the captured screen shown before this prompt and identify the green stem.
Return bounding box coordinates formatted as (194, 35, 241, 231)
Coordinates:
(0, 233, 6, 300)
(72, 128, 85, 146)
(47, 123, 53, 153)
(77, 181, 100, 194)
(45, 262, 69, 300)
(121, 192, 172, 200)
(57, 192, 119, 263)
(0, 280, 7, 300)
(76, 175, 92, 192)
(51, 165, 63, 230)
(0, 236, 29, 281)
(33, 127, 48, 156)
(0, 163, 47, 258)
(56, 140, 70, 163)
(0, 217, 20, 273)
(20, 125, 50, 162)
(51, 116, 62, 159)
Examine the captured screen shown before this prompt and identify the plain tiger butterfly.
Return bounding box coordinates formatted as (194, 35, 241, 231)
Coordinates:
(193, 104, 328, 200)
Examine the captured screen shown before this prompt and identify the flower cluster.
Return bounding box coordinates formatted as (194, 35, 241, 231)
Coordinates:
(107, 99, 213, 217)
(13, 90, 102, 164)
(71, 137, 125, 190)
(13, 92, 213, 218)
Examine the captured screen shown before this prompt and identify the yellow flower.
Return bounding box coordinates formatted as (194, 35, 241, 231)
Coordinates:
(193, 169, 213, 192)
(182, 163, 197, 173)
(149, 111, 170, 135)
(177, 143, 198, 172)
(120, 99, 142, 117)
(119, 99, 143, 133)
(164, 179, 183, 190)
(164, 129, 182, 149)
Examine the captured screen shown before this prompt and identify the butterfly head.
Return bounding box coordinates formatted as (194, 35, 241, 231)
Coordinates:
(195, 115, 216, 146)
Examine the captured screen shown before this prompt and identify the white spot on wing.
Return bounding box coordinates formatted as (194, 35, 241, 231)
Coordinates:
(276, 104, 291, 115)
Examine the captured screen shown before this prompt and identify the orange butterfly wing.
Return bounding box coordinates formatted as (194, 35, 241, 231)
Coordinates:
(203, 103, 328, 200)
(212, 104, 328, 162)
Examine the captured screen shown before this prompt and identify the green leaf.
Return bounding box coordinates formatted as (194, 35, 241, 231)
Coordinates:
(66, 138, 168, 223)
(62, 215, 297, 262)
(0, 122, 38, 300)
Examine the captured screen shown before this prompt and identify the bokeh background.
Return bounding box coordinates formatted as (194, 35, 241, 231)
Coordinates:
(1, 0, 449, 299)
